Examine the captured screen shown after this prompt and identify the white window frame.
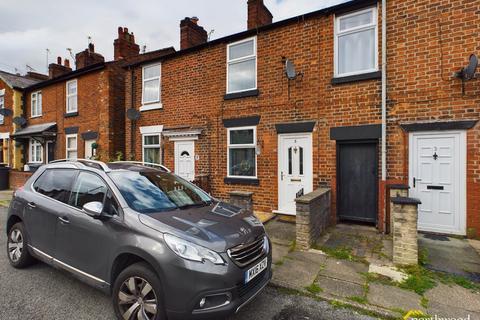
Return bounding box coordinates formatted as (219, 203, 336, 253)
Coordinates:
(0, 89, 4, 125)
(29, 139, 43, 163)
(31, 91, 42, 118)
(65, 134, 78, 160)
(141, 63, 162, 111)
(66, 79, 78, 113)
(227, 126, 257, 179)
(226, 37, 257, 94)
(142, 133, 162, 164)
(334, 6, 378, 78)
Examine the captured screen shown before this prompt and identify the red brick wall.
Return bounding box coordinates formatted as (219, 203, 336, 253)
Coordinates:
(0, 79, 15, 165)
(9, 170, 33, 190)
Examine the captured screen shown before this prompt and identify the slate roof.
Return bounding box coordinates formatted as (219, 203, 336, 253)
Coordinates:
(12, 122, 57, 138)
(0, 70, 42, 89)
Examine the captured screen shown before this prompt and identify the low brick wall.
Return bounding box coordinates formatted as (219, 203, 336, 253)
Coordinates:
(192, 175, 210, 194)
(229, 191, 253, 214)
(296, 188, 331, 251)
(9, 170, 33, 190)
(391, 197, 421, 265)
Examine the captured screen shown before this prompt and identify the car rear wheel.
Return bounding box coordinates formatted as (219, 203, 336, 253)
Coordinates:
(112, 262, 165, 320)
(7, 222, 35, 268)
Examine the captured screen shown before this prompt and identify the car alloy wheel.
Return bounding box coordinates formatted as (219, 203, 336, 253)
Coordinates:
(118, 276, 158, 320)
(8, 228, 23, 263)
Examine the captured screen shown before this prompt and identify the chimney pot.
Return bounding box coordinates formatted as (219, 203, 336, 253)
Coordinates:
(57, 56, 62, 64)
(88, 43, 95, 52)
(64, 59, 70, 68)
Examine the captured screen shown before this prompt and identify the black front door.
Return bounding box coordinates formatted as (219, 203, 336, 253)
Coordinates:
(337, 141, 378, 223)
(47, 142, 55, 163)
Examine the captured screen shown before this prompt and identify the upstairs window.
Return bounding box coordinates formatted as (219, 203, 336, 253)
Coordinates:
(227, 37, 257, 94)
(0, 90, 4, 125)
(66, 80, 78, 113)
(227, 126, 257, 178)
(31, 91, 42, 118)
(142, 64, 161, 106)
(335, 7, 378, 77)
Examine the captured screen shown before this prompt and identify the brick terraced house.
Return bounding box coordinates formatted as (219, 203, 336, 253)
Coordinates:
(125, 0, 480, 238)
(12, 27, 174, 184)
(0, 70, 44, 169)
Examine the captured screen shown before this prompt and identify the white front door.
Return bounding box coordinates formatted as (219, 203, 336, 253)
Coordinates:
(85, 140, 96, 159)
(175, 140, 195, 181)
(277, 134, 313, 215)
(409, 131, 466, 235)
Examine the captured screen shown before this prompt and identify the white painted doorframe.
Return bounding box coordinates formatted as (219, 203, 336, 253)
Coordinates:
(408, 130, 466, 235)
(276, 133, 313, 215)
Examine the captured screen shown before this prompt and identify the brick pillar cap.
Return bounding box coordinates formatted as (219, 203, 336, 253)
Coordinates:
(229, 191, 254, 197)
(388, 184, 410, 190)
(392, 197, 421, 205)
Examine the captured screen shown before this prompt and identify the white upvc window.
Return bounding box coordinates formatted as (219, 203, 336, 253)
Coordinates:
(334, 6, 378, 77)
(66, 79, 78, 113)
(142, 134, 161, 164)
(31, 91, 42, 118)
(141, 64, 161, 110)
(227, 126, 257, 178)
(0, 90, 4, 125)
(66, 134, 78, 160)
(29, 139, 43, 163)
(227, 37, 257, 94)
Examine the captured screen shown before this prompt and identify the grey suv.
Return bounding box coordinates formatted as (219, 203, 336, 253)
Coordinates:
(6, 160, 272, 320)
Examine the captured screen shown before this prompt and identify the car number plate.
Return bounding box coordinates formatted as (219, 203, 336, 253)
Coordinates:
(244, 257, 268, 284)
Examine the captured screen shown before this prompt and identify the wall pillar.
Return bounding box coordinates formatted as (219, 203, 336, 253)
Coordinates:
(391, 197, 421, 265)
(388, 184, 409, 234)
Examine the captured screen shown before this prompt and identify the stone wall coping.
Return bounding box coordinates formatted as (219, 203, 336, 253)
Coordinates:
(229, 190, 254, 197)
(388, 184, 409, 190)
(295, 188, 330, 204)
(391, 196, 421, 205)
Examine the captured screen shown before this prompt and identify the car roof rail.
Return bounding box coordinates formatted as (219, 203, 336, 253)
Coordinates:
(49, 159, 111, 172)
(110, 161, 171, 172)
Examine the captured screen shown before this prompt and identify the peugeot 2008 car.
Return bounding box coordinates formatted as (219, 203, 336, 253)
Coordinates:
(6, 160, 272, 320)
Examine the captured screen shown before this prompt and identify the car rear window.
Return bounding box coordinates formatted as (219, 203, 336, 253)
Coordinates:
(33, 169, 77, 203)
(108, 170, 211, 214)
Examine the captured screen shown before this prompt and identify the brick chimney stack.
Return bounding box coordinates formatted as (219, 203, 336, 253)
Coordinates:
(247, 0, 273, 29)
(48, 56, 72, 79)
(75, 43, 105, 69)
(114, 27, 140, 60)
(180, 17, 208, 50)
(26, 71, 48, 81)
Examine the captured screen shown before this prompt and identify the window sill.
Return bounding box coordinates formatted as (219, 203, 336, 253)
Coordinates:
(64, 112, 78, 118)
(224, 89, 259, 101)
(331, 71, 381, 85)
(140, 103, 163, 112)
(224, 177, 259, 186)
(31, 115, 42, 119)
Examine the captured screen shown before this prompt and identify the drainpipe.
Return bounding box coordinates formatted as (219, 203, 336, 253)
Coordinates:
(381, 0, 387, 232)
(381, 0, 387, 182)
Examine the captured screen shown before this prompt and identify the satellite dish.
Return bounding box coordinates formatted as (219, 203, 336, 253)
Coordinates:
(13, 116, 27, 127)
(127, 108, 141, 121)
(463, 54, 478, 80)
(0, 108, 13, 117)
(285, 59, 297, 80)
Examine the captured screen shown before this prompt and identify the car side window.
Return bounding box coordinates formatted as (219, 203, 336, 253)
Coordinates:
(68, 172, 108, 209)
(104, 190, 120, 216)
(33, 169, 77, 203)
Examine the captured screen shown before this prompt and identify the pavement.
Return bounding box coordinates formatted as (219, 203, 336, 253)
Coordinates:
(268, 219, 480, 320)
(0, 207, 374, 320)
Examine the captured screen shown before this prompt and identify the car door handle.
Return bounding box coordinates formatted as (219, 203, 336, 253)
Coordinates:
(27, 202, 36, 208)
(58, 217, 70, 224)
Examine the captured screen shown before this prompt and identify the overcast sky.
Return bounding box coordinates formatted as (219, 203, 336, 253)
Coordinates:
(0, 0, 349, 75)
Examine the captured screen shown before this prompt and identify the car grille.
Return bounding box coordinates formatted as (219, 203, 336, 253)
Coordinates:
(227, 236, 265, 268)
(237, 270, 268, 298)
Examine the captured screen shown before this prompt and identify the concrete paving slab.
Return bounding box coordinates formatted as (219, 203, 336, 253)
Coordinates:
(424, 283, 480, 312)
(272, 256, 323, 290)
(265, 219, 296, 246)
(419, 233, 480, 282)
(288, 250, 327, 265)
(316, 276, 365, 298)
(320, 258, 368, 285)
(427, 301, 480, 319)
(272, 243, 290, 265)
(367, 283, 424, 313)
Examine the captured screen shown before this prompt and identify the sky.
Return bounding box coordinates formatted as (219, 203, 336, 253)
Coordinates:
(0, 0, 349, 75)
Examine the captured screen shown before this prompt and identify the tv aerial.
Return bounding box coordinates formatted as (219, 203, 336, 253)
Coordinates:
(455, 54, 478, 94)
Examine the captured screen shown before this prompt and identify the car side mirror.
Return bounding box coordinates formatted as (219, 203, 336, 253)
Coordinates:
(83, 201, 104, 217)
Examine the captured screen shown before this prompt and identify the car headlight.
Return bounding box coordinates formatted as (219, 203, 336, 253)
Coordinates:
(263, 235, 270, 254)
(164, 233, 225, 265)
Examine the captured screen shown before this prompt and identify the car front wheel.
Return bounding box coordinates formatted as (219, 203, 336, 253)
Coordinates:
(7, 222, 35, 268)
(112, 262, 165, 320)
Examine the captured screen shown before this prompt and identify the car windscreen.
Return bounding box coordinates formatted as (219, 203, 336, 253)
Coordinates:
(108, 170, 212, 214)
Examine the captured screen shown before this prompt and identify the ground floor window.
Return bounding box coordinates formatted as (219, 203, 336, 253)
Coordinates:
(143, 134, 161, 164)
(29, 139, 43, 163)
(227, 126, 257, 178)
(66, 134, 78, 160)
